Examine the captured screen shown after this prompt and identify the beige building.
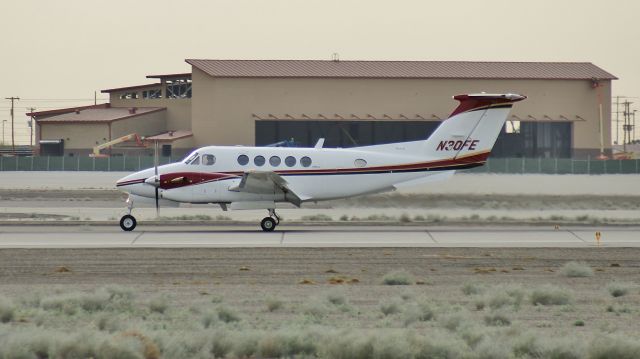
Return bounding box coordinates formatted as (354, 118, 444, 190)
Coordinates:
(30, 60, 617, 158)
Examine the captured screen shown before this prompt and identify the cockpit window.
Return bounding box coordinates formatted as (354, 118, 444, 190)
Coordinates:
(189, 156, 200, 165)
(202, 154, 215, 166)
(184, 152, 199, 164)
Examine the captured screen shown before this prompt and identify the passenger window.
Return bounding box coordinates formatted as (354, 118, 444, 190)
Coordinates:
(269, 156, 281, 167)
(300, 156, 312, 167)
(254, 155, 266, 166)
(354, 159, 367, 168)
(237, 155, 249, 165)
(285, 156, 296, 167)
(190, 156, 200, 165)
(202, 154, 215, 165)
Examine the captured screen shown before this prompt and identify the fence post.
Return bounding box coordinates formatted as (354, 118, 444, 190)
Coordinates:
(77, 156, 80, 171)
(522, 157, 525, 174)
(123, 154, 127, 171)
(538, 157, 541, 173)
(554, 158, 558, 174)
(31, 156, 34, 171)
(108, 156, 111, 171)
(571, 158, 574, 174)
(62, 155, 65, 171)
(92, 156, 95, 171)
(47, 156, 50, 171)
(15, 156, 18, 170)
(138, 156, 141, 171)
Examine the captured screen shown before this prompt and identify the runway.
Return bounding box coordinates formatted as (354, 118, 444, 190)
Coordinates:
(0, 225, 637, 248)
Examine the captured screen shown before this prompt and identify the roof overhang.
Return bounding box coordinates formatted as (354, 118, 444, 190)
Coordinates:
(101, 83, 161, 93)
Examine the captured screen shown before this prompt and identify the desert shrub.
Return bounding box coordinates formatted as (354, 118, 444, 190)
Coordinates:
(216, 306, 240, 323)
(257, 331, 318, 358)
(209, 330, 234, 358)
(266, 298, 284, 312)
(326, 291, 347, 306)
(530, 285, 572, 306)
(301, 300, 328, 321)
(382, 270, 415, 285)
(201, 311, 217, 328)
(0, 329, 57, 359)
(148, 297, 168, 314)
(588, 335, 640, 359)
(96, 337, 145, 359)
(607, 282, 631, 297)
(158, 333, 210, 359)
(399, 213, 412, 223)
(404, 301, 435, 326)
(409, 332, 467, 359)
(439, 312, 469, 332)
(40, 290, 111, 314)
(318, 330, 375, 359)
(54, 334, 101, 359)
(487, 285, 525, 309)
(0, 297, 15, 323)
(230, 332, 260, 358)
(380, 301, 402, 316)
(560, 261, 594, 278)
(461, 282, 484, 296)
(484, 312, 511, 326)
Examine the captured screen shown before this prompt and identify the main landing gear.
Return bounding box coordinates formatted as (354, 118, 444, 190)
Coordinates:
(260, 209, 281, 232)
(120, 197, 137, 231)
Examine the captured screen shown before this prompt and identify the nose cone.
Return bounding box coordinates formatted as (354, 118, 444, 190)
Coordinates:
(116, 169, 156, 197)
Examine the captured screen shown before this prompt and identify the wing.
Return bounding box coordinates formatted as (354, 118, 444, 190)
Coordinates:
(228, 171, 310, 207)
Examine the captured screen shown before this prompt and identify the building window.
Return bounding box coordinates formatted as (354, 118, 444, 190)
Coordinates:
(269, 156, 281, 167)
(202, 154, 215, 165)
(119, 92, 138, 100)
(143, 89, 162, 99)
(300, 156, 312, 167)
(354, 159, 367, 168)
(166, 78, 192, 99)
(285, 156, 296, 167)
(237, 155, 249, 165)
(254, 155, 266, 166)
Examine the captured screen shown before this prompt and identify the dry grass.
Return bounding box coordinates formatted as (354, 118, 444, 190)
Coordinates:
(560, 261, 594, 277)
(382, 269, 415, 285)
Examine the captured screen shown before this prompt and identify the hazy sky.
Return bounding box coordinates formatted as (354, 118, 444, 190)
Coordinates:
(1, 0, 639, 144)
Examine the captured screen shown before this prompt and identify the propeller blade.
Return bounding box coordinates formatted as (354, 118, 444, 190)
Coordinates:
(155, 187, 160, 217)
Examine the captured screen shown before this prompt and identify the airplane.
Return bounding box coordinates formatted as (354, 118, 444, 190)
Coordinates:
(116, 93, 526, 232)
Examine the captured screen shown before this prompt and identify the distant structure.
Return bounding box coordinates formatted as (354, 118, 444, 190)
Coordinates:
(28, 60, 616, 158)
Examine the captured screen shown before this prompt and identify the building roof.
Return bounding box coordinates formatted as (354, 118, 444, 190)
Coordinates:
(146, 73, 192, 79)
(35, 106, 166, 124)
(101, 83, 161, 93)
(146, 130, 193, 142)
(27, 103, 110, 117)
(186, 59, 617, 80)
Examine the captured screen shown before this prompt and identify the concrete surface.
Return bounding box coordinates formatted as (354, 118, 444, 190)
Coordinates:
(0, 225, 636, 248)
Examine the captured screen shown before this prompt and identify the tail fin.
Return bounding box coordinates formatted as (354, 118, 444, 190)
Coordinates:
(424, 93, 526, 162)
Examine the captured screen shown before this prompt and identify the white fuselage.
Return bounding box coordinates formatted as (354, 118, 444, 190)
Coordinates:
(116, 143, 463, 205)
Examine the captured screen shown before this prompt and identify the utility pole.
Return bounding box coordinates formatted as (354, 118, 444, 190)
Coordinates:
(5, 97, 20, 154)
(27, 107, 36, 147)
(615, 96, 620, 144)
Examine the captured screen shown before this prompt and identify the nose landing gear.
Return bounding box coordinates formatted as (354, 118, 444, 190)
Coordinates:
(260, 209, 281, 232)
(119, 197, 137, 231)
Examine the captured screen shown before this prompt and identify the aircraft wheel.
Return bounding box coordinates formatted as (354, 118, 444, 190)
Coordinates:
(120, 215, 137, 231)
(260, 217, 277, 232)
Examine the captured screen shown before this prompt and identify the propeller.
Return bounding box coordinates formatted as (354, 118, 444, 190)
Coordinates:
(153, 140, 160, 217)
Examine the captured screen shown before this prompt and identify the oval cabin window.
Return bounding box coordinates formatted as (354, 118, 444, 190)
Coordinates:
(254, 155, 266, 166)
(269, 156, 281, 167)
(354, 159, 367, 168)
(237, 155, 249, 165)
(300, 156, 312, 168)
(285, 156, 296, 167)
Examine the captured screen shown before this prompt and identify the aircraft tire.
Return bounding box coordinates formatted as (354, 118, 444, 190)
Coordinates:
(120, 215, 137, 231)
(260, 217, 276, 232)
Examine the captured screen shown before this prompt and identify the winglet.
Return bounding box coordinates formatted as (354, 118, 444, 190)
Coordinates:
(314, 138, 325, 149)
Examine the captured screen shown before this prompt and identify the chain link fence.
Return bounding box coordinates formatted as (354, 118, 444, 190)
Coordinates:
(0, 156, 639, 174)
